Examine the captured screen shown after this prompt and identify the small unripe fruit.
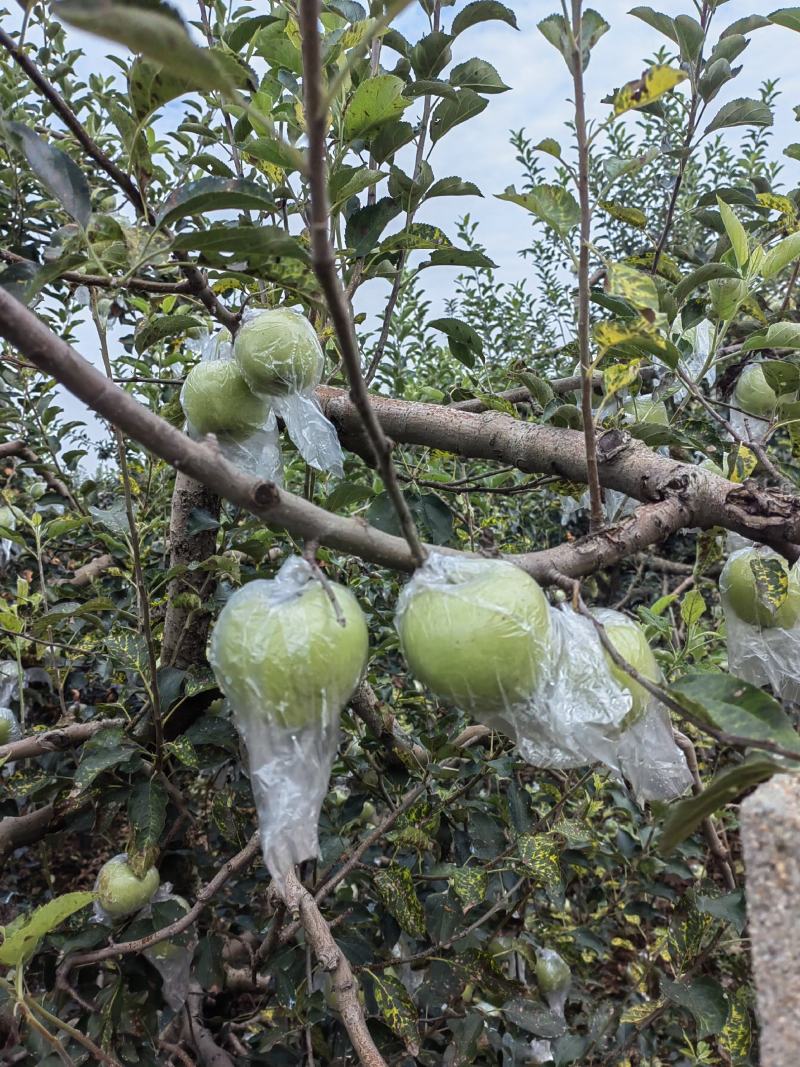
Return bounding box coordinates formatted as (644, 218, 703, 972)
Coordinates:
(709, 277, 748, 320)
(397, 558, 552, 714)
(733, 364, 786, 420)
(181, 361, 268, 440)
(96, 855, 159, 919)
(209, 570, 369, 731)
(722, 547, 800, 628)
(0, 707, 21, 745)
(536, 949, 571, 996)
(233, 308, 324, 396)
(596, 609, 660, 728)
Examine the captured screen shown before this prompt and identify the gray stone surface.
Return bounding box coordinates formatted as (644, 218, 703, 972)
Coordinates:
(740, 773, 800, 1066)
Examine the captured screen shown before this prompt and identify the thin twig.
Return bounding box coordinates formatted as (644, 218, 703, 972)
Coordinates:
(298, 0, 426, 568)
(569, 0, 604, 530)
(673, 730, 736, 890)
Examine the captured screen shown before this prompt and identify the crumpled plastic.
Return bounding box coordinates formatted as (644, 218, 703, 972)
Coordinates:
(729, 405, 769, 445)
(234, 307, 344, 477)
(182, 328, 283, 483)
(395, 553, 691, 802)
(0, 706, 21, 744)
(209, 556, 367, 885)
(141, 892, 196, 1011)
(0, 505, 16, 570)
(720, 545, 800, 702)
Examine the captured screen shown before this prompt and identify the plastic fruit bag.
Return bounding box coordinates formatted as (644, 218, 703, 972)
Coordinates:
(181, 328, 283, 484)
(142, 893, 196, 1011)
(395, 553, 691, 802)
(233, 307, 344, 477)
(93, 854, 160, 923)
(720, 545, 800, 701)
(209, 556, 369, 885)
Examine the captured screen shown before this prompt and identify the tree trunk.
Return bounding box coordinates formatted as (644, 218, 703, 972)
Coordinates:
(160, 473, 221, 670)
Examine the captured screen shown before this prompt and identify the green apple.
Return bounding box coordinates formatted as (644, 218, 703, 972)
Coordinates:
(397, 558, 552, 715)
(536, 949, 571, 996)
(722, 547, 800, 628)
(596, 609, 660, 728)
(0, 506, 16, 532)
(181, 361, 268, 440)
(621, 396, 668, 426)
(709, 277, 748, 320)
(733, 363, 787, 419)
(233, 308, 324, 396)
(209, 574, 369, 731)
(96, 855, 160, 919)
(0, 706, 21, 745)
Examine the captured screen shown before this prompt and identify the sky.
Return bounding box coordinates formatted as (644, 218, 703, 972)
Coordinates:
(7, 1, 800, 450)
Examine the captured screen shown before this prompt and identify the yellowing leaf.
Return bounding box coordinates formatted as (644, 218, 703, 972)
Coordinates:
(718, 986, 752, 1064)
(0, 892, 95, 966)
(756, 192, 797, 217)
(607, 262, 660, 311)
(604, 358, 643, 398)
(613, 65, 686, 116)
(369, 971, 420, 1055)
(517, 833, 561, 891)
(451, 866, 488, 911)
(374, 866, 426, 939)
(598, 200, 647, 229)
(729, 443, 757, 483)
(620, 998, 666, 1025)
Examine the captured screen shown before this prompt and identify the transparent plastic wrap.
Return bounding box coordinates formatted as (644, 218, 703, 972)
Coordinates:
(209, 556, 369, 885)
(0, 505, 16, 570)
(395, 554, 691, 802)
(233, 307, 344, 477)
(720, 545, 800, 701)
(0, 706, 21, 745)
(142, 893, 196, 1011)
(180, 328, 283, 484)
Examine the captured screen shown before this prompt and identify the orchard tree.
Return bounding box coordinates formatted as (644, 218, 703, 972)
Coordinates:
(4, 0, 800, 1063)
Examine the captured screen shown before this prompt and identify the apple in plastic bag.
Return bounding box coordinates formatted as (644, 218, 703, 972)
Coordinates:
(722, 547, 800, 628)
(181, 361, 268, 439)
(709, 277, 747, 320)
(210, 577, 369, 731)
(0, 706, 21, 745)
(96, 855, 160, 919)
(234, 308, 324, 396)
(597, 610, 660, 728)
(536, 949, 571, 996)
(397, 559, 551, 714)
(145, 895, 190, 960)
(733, 363, 792, 420)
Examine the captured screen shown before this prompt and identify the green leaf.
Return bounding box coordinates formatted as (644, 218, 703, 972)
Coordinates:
(628, 6, 678, 43)
(368, 120, 415, 163)
(716, 197, 749, 268)
(4, 122, 91, 228)
(762, 232, 800, 279)
(696, 889, 747, 934)
(742, 322, 800, 351)
(662, 975, 730, 1038)
(612, 65, 687, 116)
(134, 313, 203, 355)
(450, 57, 509, 94)
(699, 58, 734, 104)
(380, 223, 450, 253)
(607, 262, 660, 311)
(324, 482, 373, 511)
(425, 176, 482, 199)
(128, 57, 196, 121)
(598, 200, 647, 229)
(242, 135, 306, 172)
(517, 833, 561, 891)
(74, 726, 139, 792)
(659, 757, 779, 854)
(721, 15, 771, 36)
(329, 165, 385, 208)
(367, 491, 453, 544)
(430, 88, 488, 142)
(593, 318, 681, 369)
(374, 865, 427, 939)
(670, 672, 800, 752)
(451, 1, 518, 36)
(345, 197, 401, 257)
(127, 778, 168, 861)
(402, 78, 458, 101)
(54, 0, 232, 93)
(673, 262, 741, 306)
(674, 14, 704, 63)
(343, 74, 410, 140)
(718, 986, 752, 1065)
(171, 224, 309, 264)
(515, 371, 554, 408)
(0, 892, 95, 966)
(419, 247, 496, 269)
(680, 588, 706, 626)
(368, 971, 420, 1054)
(704, 97, 773, 135)
(451, 867, 488, 911)
(156, 177, 275, 228)
(430, 316, 484, 367)
(410, 30, 453, 79)
(496, 184, 580, 235)
(769, 7, 800, 33)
